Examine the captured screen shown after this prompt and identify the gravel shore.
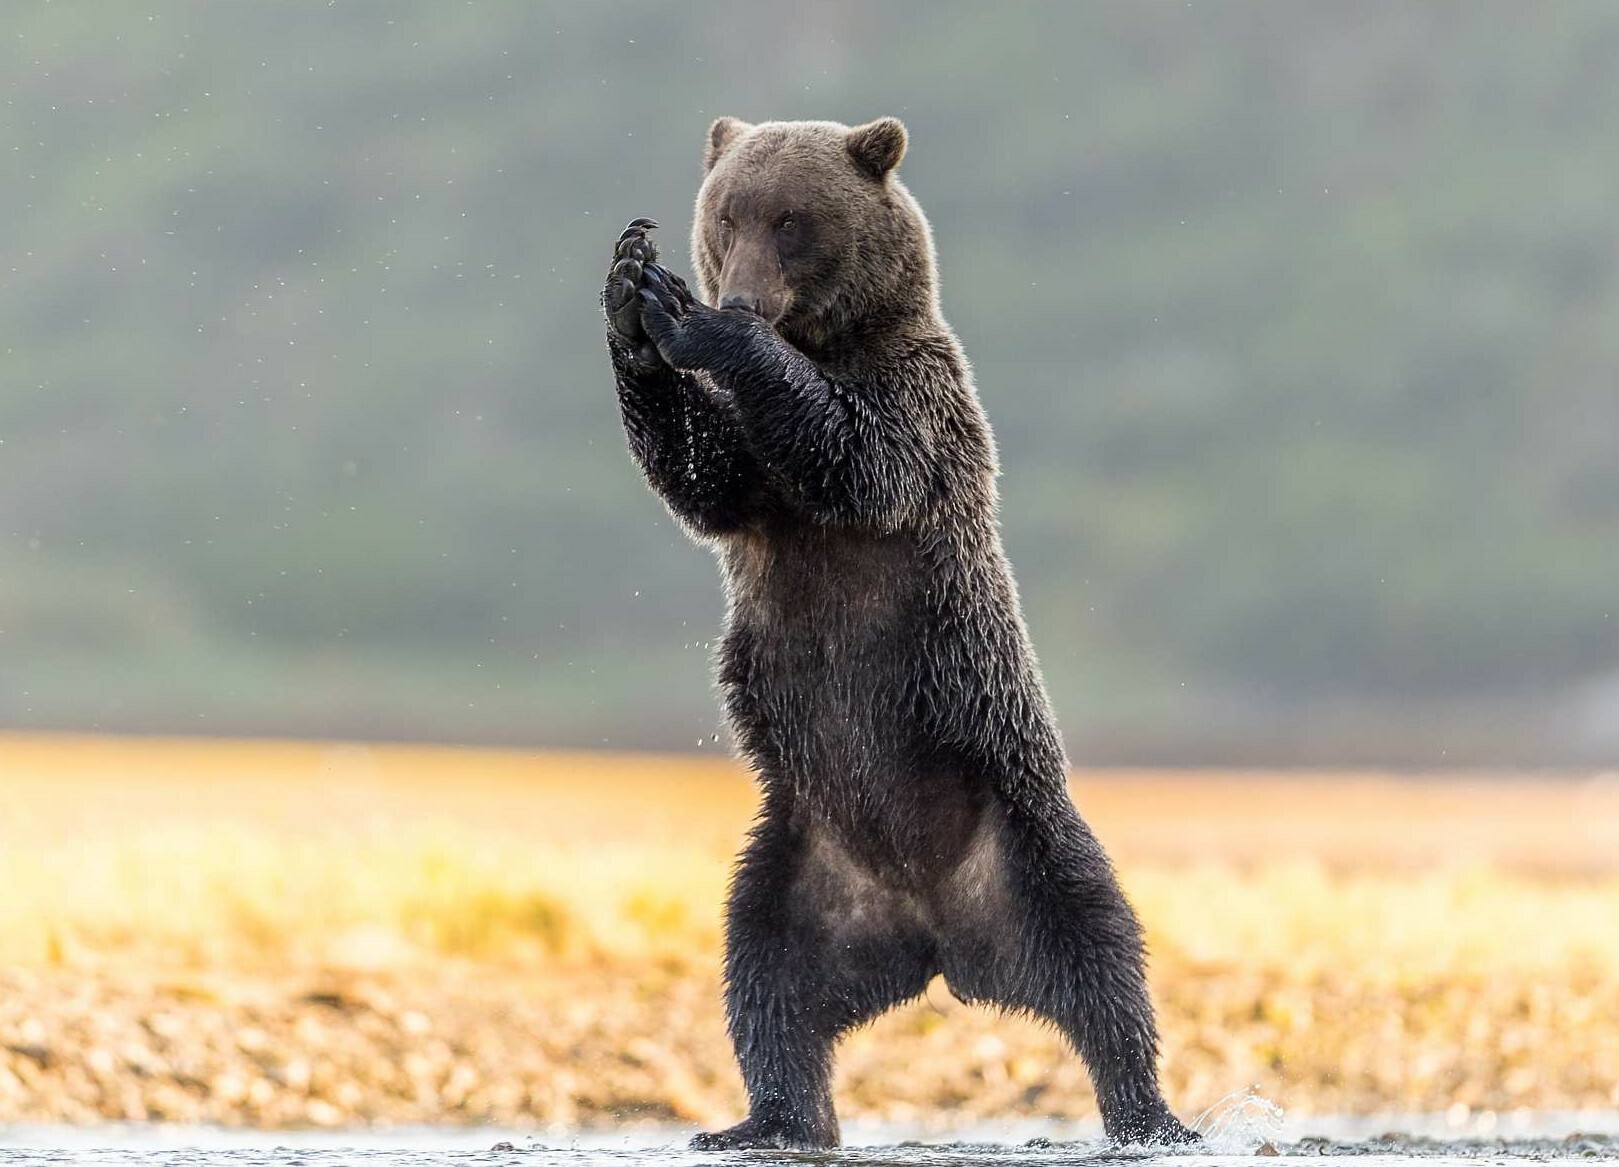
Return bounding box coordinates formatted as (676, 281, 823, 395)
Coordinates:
(3, 957, 1615, 1132)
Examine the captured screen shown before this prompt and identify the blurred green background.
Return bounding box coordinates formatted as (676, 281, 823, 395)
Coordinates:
(4, 1, 1617, 764)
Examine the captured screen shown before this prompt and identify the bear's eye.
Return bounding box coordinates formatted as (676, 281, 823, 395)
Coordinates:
(777, 213, 797, 232)
(717, 215, 733, 238)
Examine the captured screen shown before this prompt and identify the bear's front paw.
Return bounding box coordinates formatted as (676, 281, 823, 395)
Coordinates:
(637, 270, 742, 373)
(604, 217, 664, 368)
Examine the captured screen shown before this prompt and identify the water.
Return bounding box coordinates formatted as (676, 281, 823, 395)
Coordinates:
(1, 1112, 1616, 1167)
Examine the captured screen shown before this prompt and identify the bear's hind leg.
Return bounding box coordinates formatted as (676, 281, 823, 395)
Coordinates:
(943, 801, 1195, 1146)
(692, 812, 937, 1151)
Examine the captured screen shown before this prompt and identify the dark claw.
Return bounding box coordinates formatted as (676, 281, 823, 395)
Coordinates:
(612, 257, 644, 284)
(615, 218, 660, 264)
(614, 235, 655, 265)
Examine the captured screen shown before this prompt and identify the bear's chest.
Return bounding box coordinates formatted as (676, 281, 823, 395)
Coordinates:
(719, 523, 920, 645)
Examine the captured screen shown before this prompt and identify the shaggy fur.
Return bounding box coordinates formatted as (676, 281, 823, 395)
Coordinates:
(601, 117, 1193, 1151)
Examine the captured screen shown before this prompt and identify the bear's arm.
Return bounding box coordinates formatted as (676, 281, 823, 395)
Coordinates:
(639, 305, 935, 530)
(608, 335, 767, 537)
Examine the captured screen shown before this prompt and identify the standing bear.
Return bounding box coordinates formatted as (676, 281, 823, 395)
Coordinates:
(601, 116, 1193, 1151)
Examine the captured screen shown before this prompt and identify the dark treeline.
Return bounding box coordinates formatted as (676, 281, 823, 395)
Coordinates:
(4, 2, 1617, 763)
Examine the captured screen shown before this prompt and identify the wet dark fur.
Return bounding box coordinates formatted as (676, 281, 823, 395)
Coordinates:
(601, 117, 1192, 1151)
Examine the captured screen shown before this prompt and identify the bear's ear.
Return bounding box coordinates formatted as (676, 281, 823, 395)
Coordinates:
(846, 116, 907, 180)
(704, 116, 753, 172)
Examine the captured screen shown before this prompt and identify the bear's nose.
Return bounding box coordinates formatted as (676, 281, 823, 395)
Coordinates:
(720, 293, 764, 316)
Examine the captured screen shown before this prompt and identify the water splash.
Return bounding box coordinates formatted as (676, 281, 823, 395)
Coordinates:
(1190, 1086, 1286, 1151)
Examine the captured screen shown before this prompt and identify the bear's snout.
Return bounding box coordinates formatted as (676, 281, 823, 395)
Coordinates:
(718, 239, 791, 325)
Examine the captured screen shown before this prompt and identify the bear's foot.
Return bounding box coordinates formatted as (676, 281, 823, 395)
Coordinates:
(1148, 1115, 1201, 1146)
(1110, 1106, 1200, 1147)
(689, 1116, 836, 1152)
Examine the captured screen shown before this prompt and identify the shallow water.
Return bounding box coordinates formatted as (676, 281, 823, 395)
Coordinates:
(1, 1114, 1616, 1167)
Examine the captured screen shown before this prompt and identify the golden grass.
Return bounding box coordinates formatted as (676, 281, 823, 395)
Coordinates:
(0, 732, 1616, 1125)
(0, 736, 745, 970)
(3, 733, 1616, 974)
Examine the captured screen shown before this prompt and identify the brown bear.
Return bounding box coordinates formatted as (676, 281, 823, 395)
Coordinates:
(601, 117, 1193, 1151)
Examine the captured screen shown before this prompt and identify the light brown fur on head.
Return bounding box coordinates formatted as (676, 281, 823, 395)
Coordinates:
(691, 117, 941, 352)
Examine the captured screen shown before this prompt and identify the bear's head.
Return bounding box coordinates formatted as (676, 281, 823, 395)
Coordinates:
(691, 117, 939, 350)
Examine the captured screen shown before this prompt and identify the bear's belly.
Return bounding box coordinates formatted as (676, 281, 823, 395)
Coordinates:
(721, 608, 913, 776)
(716, 525, 930, 818)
